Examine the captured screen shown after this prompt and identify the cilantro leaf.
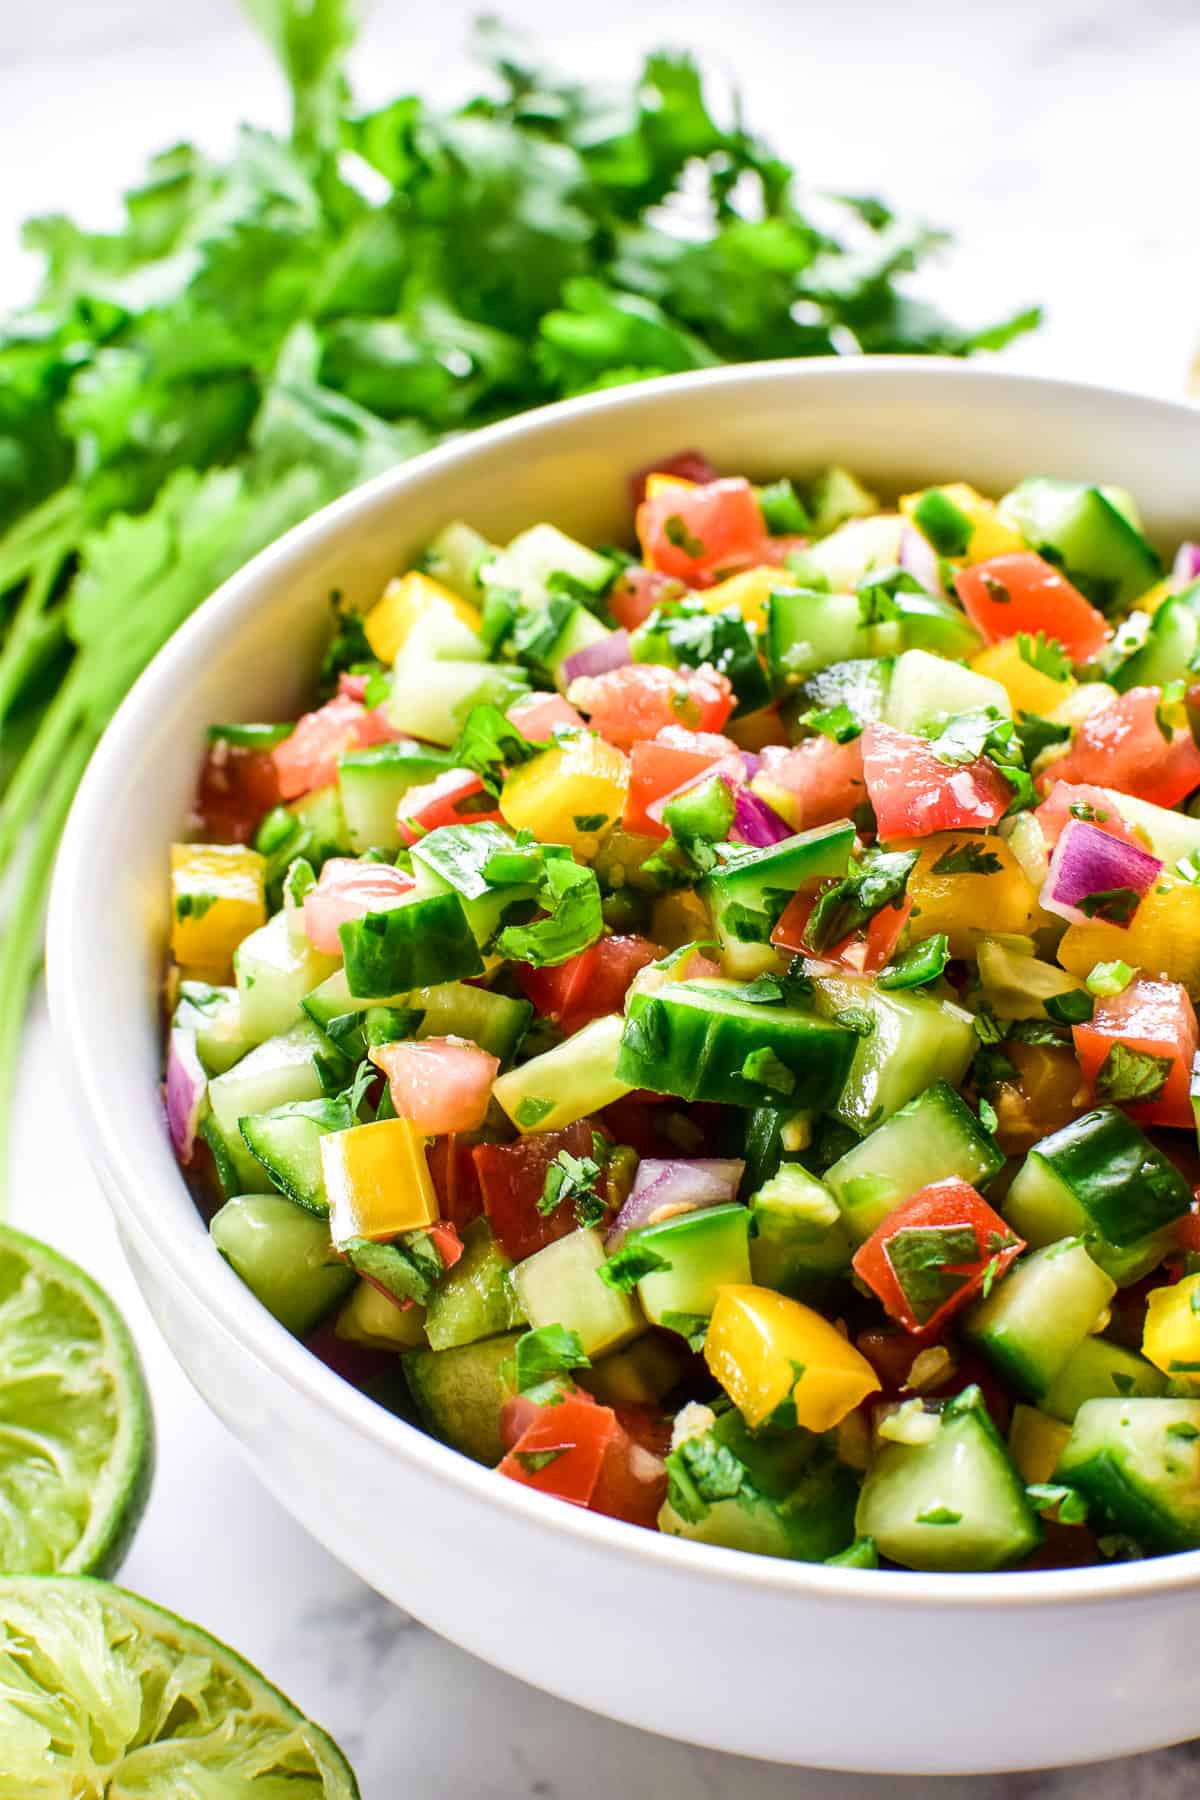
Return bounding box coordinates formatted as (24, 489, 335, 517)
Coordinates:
(885, 1224, 980, 1325)
(1094, 1042, 1173, 1104)
(1078, 887, 1141, 925)
(504, 1324, 591, 1394)
(492, 852, 604, 968)
(1016, 630, 1072, 683)
(538, 1148, 607, 1229)
(452, 703, 543, 798)
(598, 1242, 672, 1292)
(929, 841, 1002, 877)
(877, 933, 950, 990)
(804, 848, 918, 955)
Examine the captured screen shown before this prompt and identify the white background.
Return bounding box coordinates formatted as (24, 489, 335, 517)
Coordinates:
(4, 1, 1200, 1794)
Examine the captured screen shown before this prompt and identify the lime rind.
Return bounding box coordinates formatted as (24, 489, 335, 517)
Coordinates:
(0, 1223, 153, 1576)
(0, 1574, 359, 1797)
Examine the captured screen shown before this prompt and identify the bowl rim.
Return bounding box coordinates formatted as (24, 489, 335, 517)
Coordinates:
(48, 353, 1200, 1612)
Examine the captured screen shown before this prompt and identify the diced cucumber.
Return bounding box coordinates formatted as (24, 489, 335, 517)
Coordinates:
(854, 1385, 1041, 1571)
(410, 821, 541, 950)
(386, 654, 529, 746)
(494, 1013, 633, 1132)
(336, 1279, 428, 1352)
(210, 1193, 353, 1336)
(964, 1240, 1115, 1398)
(1039, 1335, 1166, 1424)
(701, 823, 855, 958)
(199, 1113, 256, 1199)
(234, 911, 339, 1044)
(340, 892, 484, 998)
(809, 974, 978, 1135)
(238, 1097, 350, 1214)
(1008, 1403, 1072, 1485)
(805, 467, 879, 539)
(208, 1021, 330, 1183)
(997, 478, 1162, 615)
(338, 742, 455, 852)
(422, 520, 495, 601)
(1095, 788, 1200, 870)
(823, 1080, 1004, 1242)
(404, 1331, 524, 1465)
(890, 590, 984, 660)
(884, 648, 1010, 735)
(767, 588, 900, 688)
(804, 513, 900, 588)
(286, 784, 352, 864)
(976, 938, 1086, 1021)
(578, 1335, 687, 1407)
(1059, 1397, 1200, 1550)
(661, 1406, 857, 1562)
(412, 983, 531, 1063)
(485, 523, 616, 606)
(618, 978, 856, 1111)
(174, 981, 254, 1075)
(511, 1227, 644, 1358)
(524, 602, 610, 692)
(1110, 588, 1200, 692)
(423, 1218, 526, 1351)
(623, 1203, 753, 1327)
(748, 1162, 852, 1294)
(796, 657, 892, 726)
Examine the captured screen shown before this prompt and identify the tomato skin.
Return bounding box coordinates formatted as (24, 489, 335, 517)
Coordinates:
(428, 1221, 464, 1270)
(861, 722, 1011, 838)
(497, 1391, 618, 1506)
(425, 1133, 484, 1231)
(569, 662, 734, 750)
(1041, 687, 1200, 810)
(758, 737, 866, 831)
(474, 1120, 602, 1261)
(193, 742, 283, 842)
(630, 449, 720, 507)
(1034, 780, 1143, 849)
(955, 552, 1109, 664)
(397, 768, 502, 844)
(1072, 977, 1199, 1129)
(370, 1036, 500, 1135)
(609, 566, 687, 632)
(303, 857, 415, 954)
(636, 477, 766, 586)
(851, 1178, 1023, 1336)
(518, 935, 659, 1038)
(507, 692, 585, 741)
(273, 695, 397, 801)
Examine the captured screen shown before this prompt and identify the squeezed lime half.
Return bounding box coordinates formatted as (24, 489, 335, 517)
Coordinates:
(0, 1223, 152, 1575)
(0, 1575, 360, 1796)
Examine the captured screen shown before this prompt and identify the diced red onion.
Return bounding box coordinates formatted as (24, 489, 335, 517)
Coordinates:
(739, 751, 763, 778)
(561, 630, 632, 685)
(1173, 542, 1200, 587)
(165, 1028, 207, 1165)
(1039, 817, 1162, 928)
(899, 525, 945, 596)
(606, 1158, 745, 1249)
(732, 785, 793, 848)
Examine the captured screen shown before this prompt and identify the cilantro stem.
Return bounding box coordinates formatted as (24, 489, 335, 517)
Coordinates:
(0, 661, 88, 870)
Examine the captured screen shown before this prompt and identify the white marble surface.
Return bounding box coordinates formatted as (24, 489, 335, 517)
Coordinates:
(5, 1, 1200, 1792)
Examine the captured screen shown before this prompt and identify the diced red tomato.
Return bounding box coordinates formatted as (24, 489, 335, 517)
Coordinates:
(1039, 687, 1200, 810)
(397, 768, 502, 844)
(497, 1391, 619, 1506)
(630, 448, 720, 507)
(425, 1133, 484, 1232)
(851, 1179, 1024, 1336)
(861, 722, 1012, 839)
(771, 891, 912, 972)
(474, 1120, 601, 1261)
(427, 1221, 464, 1270)
(273, 695, 397, 801)
(954, 552, 1109, 665)
(193, 740, 284, 843)
(1072, 977, 1199, 1130)
(518, 935, 659, 1037)
(636, 477, 766, 587)
(654, 725, 742, 758)
(369, 1036, 500, 1135)
(756, 534, 808, 567)
(1034, 781, 1143, 850)
(758, 736, 866, 830)
(645, 756, 744, 828)
(1175, 1209, 1200, 1255)
(624, 735, 731, 837)
(590, 1420, 668, 1528)
(608, 566, 687, 632)
(569, 663, 734, 751)
(507, 692, 585, 741)
(303, 857, 415, 954)
(337, 671, 369, 702)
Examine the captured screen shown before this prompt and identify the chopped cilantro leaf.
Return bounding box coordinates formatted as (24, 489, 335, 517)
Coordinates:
(514, 1096, 555, 1128)
(915, 1506, 962, 1526)
(803, 847, 917, 956)
(929, 841, 1002, 877)
(512, 1445, 571, 1474)
(802, 701, 863, 744)
(598, 1242, 672, 1292)
(877, 932, 950, 991)
(174, 890, 218, 922)
(504, 1325, 591, 1395)
(452, 703, 543, 798)
(663, 515, 705, 558)
(1166, 1421, 1200, 1441)
(1016, 631, 1072, 683)
(1044, 988, 1094, 1025)
(835, 1007, 876, 1036)
(572, 812, 609, 833)
(1078, 886, 1141, 924)
(977, 1096, 999, 1136)
(1094, 1041, 1173, 1104)
(661, 1310, 710, 1351)
(538, 1148, 607, 1228)
(885, 1223, 979, 1325)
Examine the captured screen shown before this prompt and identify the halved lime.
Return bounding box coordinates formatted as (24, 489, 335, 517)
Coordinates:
(0, 1224, 152, 1575)
(0, 1575, 359, 1796)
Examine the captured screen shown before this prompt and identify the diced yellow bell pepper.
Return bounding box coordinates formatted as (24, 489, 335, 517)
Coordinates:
(170, 843, 266, 977)
(1008, 1403, 1072, 1485)
(650, 888, 711, 950)
(643, 473, 697, 499)
(970, 638, 1075, 718)
(700, 566, 783, 629)
(901, 482, 1025, 564)
(749, 774, 801, 830)
(499, 733, 630, 857)
(1143, 1274, 1200, 1377)
(364, 571, 481, 664)
(705, 1284, 879, 1432)
(321, 1118, 439, 1247)
(1059, 876, 1200, 997)
(895, 833, 1040, 959)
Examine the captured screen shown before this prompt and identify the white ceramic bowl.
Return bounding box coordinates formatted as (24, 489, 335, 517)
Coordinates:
(49, 360, 1200, 1776)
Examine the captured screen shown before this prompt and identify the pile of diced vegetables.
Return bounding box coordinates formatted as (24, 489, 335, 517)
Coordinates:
(167, 454, 1200, 1573)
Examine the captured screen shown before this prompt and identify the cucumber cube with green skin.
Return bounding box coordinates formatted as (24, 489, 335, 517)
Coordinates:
(423, 520, 496, 600)
(805, 467, 880, 540)
(824, 1081, 1004, 1242)
(804, 511, 900, 587)
(578, 1334, 687, 1407)
(1003, 1107, 1191, 1283)
(238, 1097, 350, 1214)
(854, 1385, 1041, 1572)
(618, 978, 857, 1111)
(997, 477, 1162, 615)
(485, 523, 616, 606)
(410, 821, 542, 950)
(527, 602, 610, 693)
(1057, 1398, 1200, 1551)
(338, 741, 456, 852)
(234, 911, 340, 1045)
(660, 1406, 858, 1562)
(386, 654, 530, 747)
(404, 1331, 524, 1465)
(809, 975, 978, 1136)
(413, 983, 531, 1064)
(208, 1020, 331, 1188)
(1039, 1335, 1166, 1424)
(340, 893, 483, 998)
(623, 1203, 753, 1327)
(964, 1240, 1116, 1399)
(210, 1193, 353, 1337)
(883, 648, 1010, 735)
(174, 981, 253, 1075)
(766, 588, 900, 689)
(796, 657, 892, 727)
(748, 1163, 852, 1295)
(423, 1219, 526, 1352)
(511, 1227, 644, 1359)
(493, 1013, 633, 1133)
(1110, 587, 1200, 693)
(889, 590, 984, 660)
(286, 784, 353, 864)
(701, 822, 856, 956)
